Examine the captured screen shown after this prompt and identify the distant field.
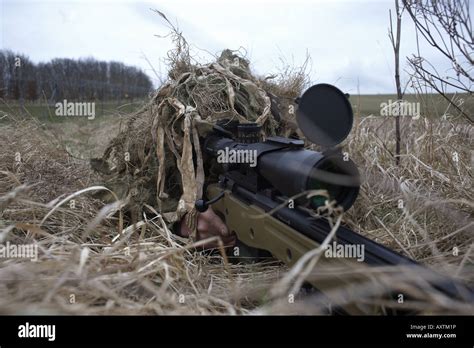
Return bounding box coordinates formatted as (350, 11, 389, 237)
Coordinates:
(0, 99, 146, 159)
(0, 99, 146, 123)
(350, 93, 473, 119)
(1, 93, 472, 124)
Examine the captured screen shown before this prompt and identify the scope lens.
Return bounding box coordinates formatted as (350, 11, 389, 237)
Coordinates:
(306, 160, 359, 210)
(308, 162, 344, 208)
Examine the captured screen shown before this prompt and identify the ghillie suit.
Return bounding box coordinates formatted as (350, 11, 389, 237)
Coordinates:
(91, 49, 303, 234)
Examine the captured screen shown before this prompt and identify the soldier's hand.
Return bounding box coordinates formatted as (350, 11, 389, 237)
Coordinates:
(177, 207, 236, 248)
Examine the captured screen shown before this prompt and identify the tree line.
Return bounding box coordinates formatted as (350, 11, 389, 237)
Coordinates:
(0, 50, 154, 102)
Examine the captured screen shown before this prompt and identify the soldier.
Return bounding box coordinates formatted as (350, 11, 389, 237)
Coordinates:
(91, 49, 298, 249)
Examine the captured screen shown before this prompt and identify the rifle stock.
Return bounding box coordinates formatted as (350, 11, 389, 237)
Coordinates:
(207, 184, 376, 314)
(206, 183, 474, 313)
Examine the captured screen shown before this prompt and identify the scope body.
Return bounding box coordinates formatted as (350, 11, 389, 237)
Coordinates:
(202, 83, 361, 211)
(204, 134, 359, 211)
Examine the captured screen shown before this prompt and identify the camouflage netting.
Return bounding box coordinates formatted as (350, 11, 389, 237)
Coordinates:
(92, 49, 302, 227)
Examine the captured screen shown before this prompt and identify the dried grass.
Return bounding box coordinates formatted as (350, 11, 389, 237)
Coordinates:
(345, 115, 473, 284)
(1, 108, 472, 315)
(0, 33, 472, 314)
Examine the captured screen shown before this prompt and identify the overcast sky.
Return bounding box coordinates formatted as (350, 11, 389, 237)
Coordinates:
(0, 0, 462, 94)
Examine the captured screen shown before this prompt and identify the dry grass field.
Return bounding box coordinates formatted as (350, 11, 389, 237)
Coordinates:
(0, 98, 472, 315)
